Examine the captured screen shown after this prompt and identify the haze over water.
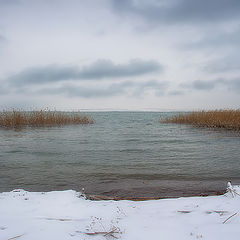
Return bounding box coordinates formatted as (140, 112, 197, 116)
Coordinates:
(1, 112, 240, 198)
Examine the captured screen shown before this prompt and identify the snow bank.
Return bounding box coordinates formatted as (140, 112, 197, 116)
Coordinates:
(0, 184, 239, 240)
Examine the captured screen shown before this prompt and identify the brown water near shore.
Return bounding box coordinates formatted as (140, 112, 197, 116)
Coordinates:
(81, 179, 233, 200)
(85, 190, 225, 201)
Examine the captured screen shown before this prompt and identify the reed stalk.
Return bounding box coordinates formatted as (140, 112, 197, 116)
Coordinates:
(161, 110, 240, 130)
(0, 109, 94, 128)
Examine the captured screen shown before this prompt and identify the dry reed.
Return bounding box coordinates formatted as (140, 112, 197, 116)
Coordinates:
(161, 110, 240, 131)
(0, 109, 94, 128)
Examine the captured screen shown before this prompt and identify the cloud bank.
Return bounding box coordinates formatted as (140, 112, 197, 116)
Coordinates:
(7, 59, 162, 86)
(112, 0, 240, 24)
(181, 78, 240, 92)
(27, 80, 168, 99)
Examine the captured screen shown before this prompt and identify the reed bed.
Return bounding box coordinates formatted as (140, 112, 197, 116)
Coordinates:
(0, 109, 94, 128)
(161, 110, 240, 130)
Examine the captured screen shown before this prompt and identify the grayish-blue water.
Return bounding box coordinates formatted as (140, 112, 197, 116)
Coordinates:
(0, 112, 240, 198)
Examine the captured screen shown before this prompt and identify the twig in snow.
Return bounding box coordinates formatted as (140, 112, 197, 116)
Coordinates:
(227, 182, 235, 197)
(45, 217, 73, 221)
(223, 212, 238, 224)
(8, 234, 24, 240)
(85, 227, 120, 239)
(232, 189, 240, 197)
(209, 210, 228, 216)
(85, 216, 122, 239)
(177, 210, 191, 213)
(226, 181, 240, 197)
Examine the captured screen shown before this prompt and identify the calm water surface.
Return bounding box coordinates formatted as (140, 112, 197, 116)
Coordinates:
(0, 112, 240, 198)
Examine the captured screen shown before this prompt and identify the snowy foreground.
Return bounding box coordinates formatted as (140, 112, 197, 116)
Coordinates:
(0, 184, 239, 240)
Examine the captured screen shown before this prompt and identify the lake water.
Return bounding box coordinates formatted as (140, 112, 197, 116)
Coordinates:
(0, 112, 240, 198)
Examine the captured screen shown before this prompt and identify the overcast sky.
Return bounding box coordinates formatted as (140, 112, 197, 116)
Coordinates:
(0, 0, 240, 110)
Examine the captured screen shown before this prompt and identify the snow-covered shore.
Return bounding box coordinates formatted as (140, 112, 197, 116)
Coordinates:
(0, 184, 239, 240)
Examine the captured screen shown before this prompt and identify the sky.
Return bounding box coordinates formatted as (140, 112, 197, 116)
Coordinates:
(0, 0, 240, 111)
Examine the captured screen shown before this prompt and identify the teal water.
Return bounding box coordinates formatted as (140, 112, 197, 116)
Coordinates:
(0, 112, 240, 198)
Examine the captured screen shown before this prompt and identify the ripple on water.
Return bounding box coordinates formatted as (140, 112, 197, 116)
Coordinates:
(0, 112, 240, 197)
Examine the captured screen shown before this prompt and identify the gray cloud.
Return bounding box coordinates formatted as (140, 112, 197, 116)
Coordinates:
(7, 59, 162, 86)
(0, 86, 8, 94)
(0, 0, 20, 5)
(111, 0, 240, 24)
(182, 28, 240, 74)
(39, 84, 123, 98)
(168, 90, 185, 96)
(181, 78, 240, 92)
(227, 78, 240, 92)
(130, 79, 168, 97)
(78, 59, 161, 79)
(192, 80, 219, 90)
(36, 80, 168, 98)
(0, 34, 7, 44)
(203, 54, 240, 73)
(180, 79, 223, 90)
(184, 27, 240, 52)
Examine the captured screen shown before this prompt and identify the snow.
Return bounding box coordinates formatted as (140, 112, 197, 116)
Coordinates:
(0, 184, 239, 240)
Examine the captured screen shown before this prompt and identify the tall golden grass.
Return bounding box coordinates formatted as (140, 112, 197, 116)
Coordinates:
(0, 109, 94, 128)
(161, 110, 240, 130)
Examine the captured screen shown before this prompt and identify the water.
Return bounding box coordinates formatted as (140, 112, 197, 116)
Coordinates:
(0, 112, 240, 198)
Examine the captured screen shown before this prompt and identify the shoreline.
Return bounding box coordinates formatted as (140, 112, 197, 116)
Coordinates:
(0, 187, 226, 201)
(1, 178, 235, 200)
(84, 190, 226, 201)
